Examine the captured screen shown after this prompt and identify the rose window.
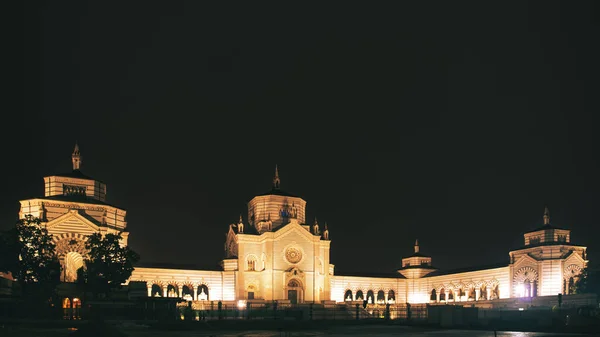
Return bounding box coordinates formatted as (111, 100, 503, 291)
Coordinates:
(285, 247, 302, 264)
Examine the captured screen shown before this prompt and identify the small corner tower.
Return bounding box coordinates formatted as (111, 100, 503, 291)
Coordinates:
(72, 142, 82, 171)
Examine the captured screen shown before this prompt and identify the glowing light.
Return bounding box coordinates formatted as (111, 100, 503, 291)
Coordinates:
(518, 307, 524, 311)
(516, 284, 525, 297)
(237, 300, 246, 309)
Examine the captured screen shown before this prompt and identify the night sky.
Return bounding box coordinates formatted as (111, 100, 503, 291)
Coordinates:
(7, 2, 599, 274)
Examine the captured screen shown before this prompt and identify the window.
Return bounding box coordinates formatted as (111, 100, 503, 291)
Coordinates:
(63, 184, 86, 197)
(247, 256, 256, 271)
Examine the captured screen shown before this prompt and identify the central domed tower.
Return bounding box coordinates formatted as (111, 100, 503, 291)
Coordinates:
(247, 166, 306, 233)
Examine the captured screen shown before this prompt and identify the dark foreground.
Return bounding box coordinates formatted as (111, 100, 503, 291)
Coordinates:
(1, 320, 599, 337)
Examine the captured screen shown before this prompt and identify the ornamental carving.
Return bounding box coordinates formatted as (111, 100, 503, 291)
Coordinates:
(285, 247, 302, 264)
(514, 266, 539, 282)
(563, 264, 582, 279)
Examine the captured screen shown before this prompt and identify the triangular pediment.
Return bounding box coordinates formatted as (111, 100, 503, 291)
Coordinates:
(564, 250, 586, 266)
(274, 220, 315, 242)
(45, 210, 101, 235)
(513, 254, 538, 269)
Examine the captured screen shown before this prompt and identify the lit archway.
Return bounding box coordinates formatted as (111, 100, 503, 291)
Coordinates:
(366, 290, 375, 304)
(387, 290, 395, 303)
(344, 289, 353, 301)
(377, 290, 385, 303)
(356, 290, 364, 301)
(197, 284, 209, 301)
(151, 284, 162, 297)
(63, 251, 84, 283)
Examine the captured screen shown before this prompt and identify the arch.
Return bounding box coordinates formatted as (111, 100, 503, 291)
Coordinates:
(514, 266, 539, 282)
(377, 290, 385, 303)
(439, 288, 446, 301)
(286, 278, 303, 304)
(182, 285, 193, 301)
(247, 255, 257, 271)
(151, 284, 162, 297)
(430, 289, 437, 301)
(366, 290, 375, 304)
(356, 290, 364, 301)
(479, 284, 487, 300)
(564, 264, 582, 280)
(344, 289, 353, 301)
(63, 251, 84, 283)
(491, 284, 500, 300)
(387, 290, 395, 303)
(167, 284, 178, 298)
(197, 284, 209, 301)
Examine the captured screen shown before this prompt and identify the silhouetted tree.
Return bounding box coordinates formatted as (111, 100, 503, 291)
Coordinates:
(574, 262, 600, 299)
(82, 232, 140, 298)
(0, 215, 61, 302)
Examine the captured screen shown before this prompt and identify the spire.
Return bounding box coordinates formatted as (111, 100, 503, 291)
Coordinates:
(323, 222, 329, 240)
(72, 142, 82, 171)
(414, 239, 420, 253)
(239, 214, 243, 223)
(273, 165, 280, 189)
(238, 214, 244, 233)
(543, 206, 550, 225)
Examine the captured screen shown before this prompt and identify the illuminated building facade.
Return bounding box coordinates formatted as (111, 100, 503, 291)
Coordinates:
(17, 145, 589, 307)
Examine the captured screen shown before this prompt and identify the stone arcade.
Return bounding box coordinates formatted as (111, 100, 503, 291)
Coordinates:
(16, 145, 589, 308)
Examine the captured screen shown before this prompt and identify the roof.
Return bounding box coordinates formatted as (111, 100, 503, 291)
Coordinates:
(254, 188, 300, 198)
(51, 169, 103, 182)
(405, 252, 430, 258)
(513, 241, 584, 250)
(526, 223, 569, 233)
(423, 261, 508, 277)
(335, 270, 406, 279)
(38, 195, 121, 208)
(134, 262, 222, 271)
(397, 265, 438, 271)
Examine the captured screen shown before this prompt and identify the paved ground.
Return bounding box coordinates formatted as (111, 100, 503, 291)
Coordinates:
(2, 324, 596, 337)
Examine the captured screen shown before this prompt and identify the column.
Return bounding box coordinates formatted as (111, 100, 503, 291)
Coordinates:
(178, 287, 183, 298)
(436, 291, 440, 302)
(163, 287, 167, 297)
(384, 293, 388, 303)
(465, 289, 471, 301)
(194, 287, 198, 300)
(147, 285, 152, 297)
(529, 282, 534, 297)
(454, 289, 459, 302)
(475, 289, 480, 301)
(486, 288, 491, 300)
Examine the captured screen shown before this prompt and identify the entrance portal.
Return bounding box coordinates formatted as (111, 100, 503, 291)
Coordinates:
(286, 279, 302, 304)
(288, 290, 298, 304)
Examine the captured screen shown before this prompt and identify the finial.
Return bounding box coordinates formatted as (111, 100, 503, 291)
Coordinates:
(414, 239, 420, 253)
(314, 217, 318, 225)
(543, 206, 550, 225)
(273, 165, 280, 189)
(72, 142, 82, 171)
(323, 222, 329, 240)
(239, 214, 243, 223)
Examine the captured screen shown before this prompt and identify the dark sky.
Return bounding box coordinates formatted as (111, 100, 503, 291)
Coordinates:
(6, 2, 599, 274)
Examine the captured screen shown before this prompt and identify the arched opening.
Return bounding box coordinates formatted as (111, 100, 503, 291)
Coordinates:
(62, 251, 84, 283)
(247, 256, 257, 271)
(366, 290, 375, 304)
(479, 285, 487, 300)
(377, 290, 385, 303)
(430, 289, 437, 301)
(287, 279, 302, 304)
(182, 285, 193, 301)
(568, 277, 575, 294)
(167, 284, 178, 298)
(247, 285, 256, 300)
(198, 284, 209, 301)
(344, 289, 353, 301)
(151, 284, 162, 297)
(467, 286, 475, 301)
(448, 290, 454, 301)
(523, 280, 531, 297)
(491, 284, 500, 299)
(356, 290, 364, 301)
(439, 289, 446, 301)
(387, 290, 395, 303)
